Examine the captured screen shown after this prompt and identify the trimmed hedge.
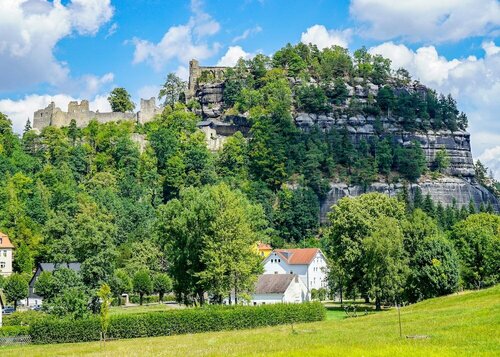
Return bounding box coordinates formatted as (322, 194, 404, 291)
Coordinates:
(30, 302, 325, 344)
(0, 325, 30, 337)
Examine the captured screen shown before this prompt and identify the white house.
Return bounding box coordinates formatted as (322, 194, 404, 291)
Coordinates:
(251, 274, 308, 305)
(0, 232, 14, 277)
(263, 248, 328, 298)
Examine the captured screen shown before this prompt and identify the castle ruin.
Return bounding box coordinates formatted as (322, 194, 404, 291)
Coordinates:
(33, 97, 162, 131)
(187, 59, 227, 99)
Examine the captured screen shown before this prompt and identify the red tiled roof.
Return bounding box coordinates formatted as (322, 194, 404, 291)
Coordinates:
(0, 232, 14, 249)
(274, 248, 320, 265)
(258, 242, 272, 250)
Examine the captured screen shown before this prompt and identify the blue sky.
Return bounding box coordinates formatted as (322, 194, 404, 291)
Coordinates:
(0, 0, 499, 177)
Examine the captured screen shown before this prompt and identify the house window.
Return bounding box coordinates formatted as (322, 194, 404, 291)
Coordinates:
(290, 271, 293, 274)
(0, 238, 2, 244)
(253, 302, 257, 306)
(0, 262, 5, 268)
(278, 259, 281, 263)
(3, 250, 6, 257)
(271, 259, 274, 263)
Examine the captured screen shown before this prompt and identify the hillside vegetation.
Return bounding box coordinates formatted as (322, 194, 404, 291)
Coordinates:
(3, 285, 499, 356)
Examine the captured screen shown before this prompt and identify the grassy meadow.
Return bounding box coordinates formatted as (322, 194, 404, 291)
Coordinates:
(2, 285, 499, 356)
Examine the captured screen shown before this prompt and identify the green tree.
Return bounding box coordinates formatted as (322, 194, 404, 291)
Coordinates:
(153, 273, 173, 303)
(158, 73, 187, 106)
(406, 235, 459, 302)
(363, 216, 409, 310)
(4, 273, 28, 310)
(109, 269, 132, 303)
(13, 243, 34, 274)
(449, 213, 500, 289)
(132, 269, 153, 305)
(323, 193, 406, 300)
(97, 283, 113, 341)
(158, 183, 268, 305)
(434, 148, 450, 173)
(395, 142, 426, 182)
(49, 287, 89, 319)
(108, 88, 135, 113)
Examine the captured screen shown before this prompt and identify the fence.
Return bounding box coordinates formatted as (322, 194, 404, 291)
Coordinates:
(0, 335, 32, 346)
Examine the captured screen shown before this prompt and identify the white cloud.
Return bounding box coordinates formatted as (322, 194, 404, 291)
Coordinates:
(369, 41, 500, 178)
(232, 25, 262, 43)
(300, 25, 351, 49)
(0, 93, 111, 134)
(216, 46, 253, 67)
(105, 23, 118, 39)
(478, 146, 500, 180)
(132, 0, 221, 71)
(68, 0, 114, 35)
(137, 85, 161, 100)
(0, 0, 114, 93)
(175, 66, 190, 81)
(350, 0, 500, 42)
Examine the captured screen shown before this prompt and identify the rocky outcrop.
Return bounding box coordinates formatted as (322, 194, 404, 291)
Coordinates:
(194, 82, 225, 118)
(295, 113, 475, 177)
(320, 177, 500, 223)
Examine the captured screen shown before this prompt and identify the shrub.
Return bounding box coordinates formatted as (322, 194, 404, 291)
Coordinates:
(30, 317, 100, 344)
(129, 294, 159, 304)
(2, 310, 47, 326)
(0, 325, 30, 337)
(30, 302, 325, 344)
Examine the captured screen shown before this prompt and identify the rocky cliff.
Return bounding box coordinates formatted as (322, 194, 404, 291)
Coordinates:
(190, 73, 498, 213)
(320, 177, 500, 223)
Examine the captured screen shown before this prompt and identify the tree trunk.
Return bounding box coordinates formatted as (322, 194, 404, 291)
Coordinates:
(14, 300, 17, 311)
(375, 296, 381, 311)
(159, 292, 164, 303)
(198, 291, 205, 305)
(364, 296, 370, 303)
(140, 293, 144, 306)
(339, 285, 343, 305)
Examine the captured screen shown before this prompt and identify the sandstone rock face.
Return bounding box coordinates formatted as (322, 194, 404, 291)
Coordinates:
(319, 177, 500, 223)
(195, 82, 225, 118)
(295, 112, 475, 177)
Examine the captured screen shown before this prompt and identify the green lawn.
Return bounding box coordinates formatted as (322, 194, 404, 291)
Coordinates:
(3, 285, 499, 356)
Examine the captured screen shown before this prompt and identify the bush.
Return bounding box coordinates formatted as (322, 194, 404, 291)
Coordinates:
(30, 317, 100, 344)
(129, 294, 159, 304)
(30, 302, 325, 344)
(0, 325, 30, 337)
(2, 310, 47, 326)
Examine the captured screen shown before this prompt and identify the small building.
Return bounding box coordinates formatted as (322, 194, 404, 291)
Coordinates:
(251, 274, 308, 305)
(0, 232, 15, 277)
(263, 248, 328, 299)
(256, 242, 272, 259)
(26, 262, 81, 307)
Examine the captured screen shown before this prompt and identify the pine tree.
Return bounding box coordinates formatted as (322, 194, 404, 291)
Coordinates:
(23, 118, 32, 134)
(413, 187, 423, 210)
(422, 194, 435, 217)
(468, 199, 476, 215)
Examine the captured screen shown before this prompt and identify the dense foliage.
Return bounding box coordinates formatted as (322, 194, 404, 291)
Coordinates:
(0, 41, 497, 316)
(323, 193, 498, 307)
(30, 303, 325, 344)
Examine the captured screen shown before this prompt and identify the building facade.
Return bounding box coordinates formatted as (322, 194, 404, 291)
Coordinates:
(251, 274, 308, 305)
(0, 233, 14, 277)
(263, 248, 328, 299)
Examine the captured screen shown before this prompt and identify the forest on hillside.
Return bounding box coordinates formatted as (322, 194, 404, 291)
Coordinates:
(0, 42, 498, 312)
